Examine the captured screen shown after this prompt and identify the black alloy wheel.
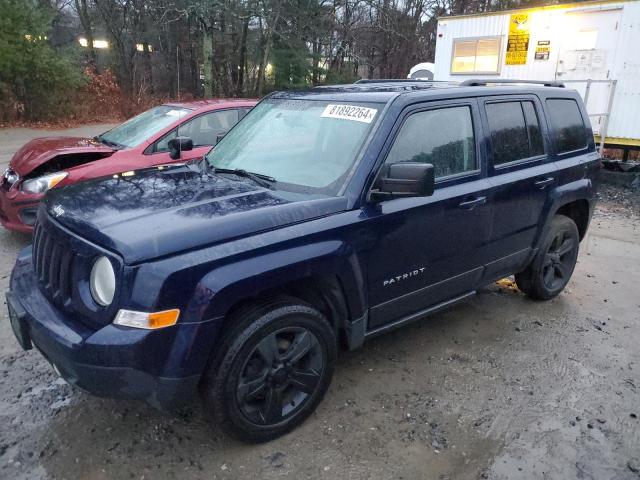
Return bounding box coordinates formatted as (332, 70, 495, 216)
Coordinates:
(202, 300, 336, 443)
(236, 327, 324, 425)
(515, 214, 580, 300)
(541, 229, 577, 291)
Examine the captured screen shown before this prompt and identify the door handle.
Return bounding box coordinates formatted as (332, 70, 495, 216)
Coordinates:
(458, 196, 486, 210)
(534, 177, 555, 189)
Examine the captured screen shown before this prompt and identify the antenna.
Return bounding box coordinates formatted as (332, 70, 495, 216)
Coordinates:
(176, 45, 181, 157)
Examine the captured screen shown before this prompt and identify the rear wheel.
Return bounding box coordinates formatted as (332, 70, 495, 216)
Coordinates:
(515, 214, 580, 300)
(202, 300, 336, 443)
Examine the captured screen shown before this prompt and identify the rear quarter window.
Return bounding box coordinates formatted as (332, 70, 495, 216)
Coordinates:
(545, 98, 587, 153)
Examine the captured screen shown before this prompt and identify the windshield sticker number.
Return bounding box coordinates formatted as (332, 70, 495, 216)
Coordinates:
(321, 104, 377, 123)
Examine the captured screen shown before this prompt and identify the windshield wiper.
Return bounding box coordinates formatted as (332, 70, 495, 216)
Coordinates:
(213, 167, 276, 189)
(94, 135, 122, 149)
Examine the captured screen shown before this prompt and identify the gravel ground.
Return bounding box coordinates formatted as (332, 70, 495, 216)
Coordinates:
(0, 127, 639, 479)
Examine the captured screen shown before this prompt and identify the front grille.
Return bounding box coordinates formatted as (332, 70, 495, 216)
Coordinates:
(32, 220, 75, 309)
(31, 210, 123, 328)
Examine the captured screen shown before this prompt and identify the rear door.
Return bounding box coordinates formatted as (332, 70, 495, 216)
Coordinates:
(363, 99, 493, 330)
(480, 95, 557, 281)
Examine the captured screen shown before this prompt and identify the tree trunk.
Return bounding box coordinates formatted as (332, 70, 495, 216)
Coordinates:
(74, 0, 97, 71)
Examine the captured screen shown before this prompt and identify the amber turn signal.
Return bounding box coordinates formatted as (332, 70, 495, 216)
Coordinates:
(114, 309, 180, 329)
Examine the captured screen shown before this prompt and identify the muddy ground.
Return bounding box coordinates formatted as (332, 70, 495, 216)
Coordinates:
(1, 127, 639, 479)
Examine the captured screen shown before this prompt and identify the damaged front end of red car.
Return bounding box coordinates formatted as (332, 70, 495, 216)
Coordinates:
(0, 137, 114, 232)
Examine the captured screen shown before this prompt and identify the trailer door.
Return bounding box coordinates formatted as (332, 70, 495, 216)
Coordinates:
(555, 7, 622, 136)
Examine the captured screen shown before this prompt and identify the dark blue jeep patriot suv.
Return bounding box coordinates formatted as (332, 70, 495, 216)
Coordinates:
(6, 79, 599, 442)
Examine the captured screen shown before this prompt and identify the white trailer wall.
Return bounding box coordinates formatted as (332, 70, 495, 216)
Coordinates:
(433, 0, 640, 145)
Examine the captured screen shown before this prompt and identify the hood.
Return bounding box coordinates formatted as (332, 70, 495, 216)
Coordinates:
(10, 137, 115, 176)
(43, 165, 348, 263)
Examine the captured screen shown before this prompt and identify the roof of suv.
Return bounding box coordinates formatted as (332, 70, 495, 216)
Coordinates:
(272, 79, 570, 103)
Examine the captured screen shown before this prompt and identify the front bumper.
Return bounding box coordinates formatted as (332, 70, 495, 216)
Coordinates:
(7, 248, 219, 410)
(0, 184, 40, 233)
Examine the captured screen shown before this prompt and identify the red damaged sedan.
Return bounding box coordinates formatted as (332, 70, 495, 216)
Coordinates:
(0, 98, 257, 233)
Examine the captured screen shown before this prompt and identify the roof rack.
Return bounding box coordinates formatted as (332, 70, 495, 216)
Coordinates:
(459, 79, 565, 88)
(354, 79, 456, 84)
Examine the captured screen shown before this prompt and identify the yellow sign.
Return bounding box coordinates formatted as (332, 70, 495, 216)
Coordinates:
(506, 13, 530, 65)
(535, 40, 550, 60)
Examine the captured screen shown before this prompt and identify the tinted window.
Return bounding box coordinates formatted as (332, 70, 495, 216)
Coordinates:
(486, 102, 530, 165)
(385, 106, 476, 178)
(546, 99, 587, 153)
(487, 101, 545, 165)
(522, 101, 544, 156)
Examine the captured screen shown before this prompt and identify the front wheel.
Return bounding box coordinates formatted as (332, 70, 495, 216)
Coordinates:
(515, 214, 580, 300)
(202, 301, 337, 443)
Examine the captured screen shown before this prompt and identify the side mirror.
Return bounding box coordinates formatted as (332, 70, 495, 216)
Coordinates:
(168, 136, 193, 160)
(215, 132, 227, 145)
(371, 162, 435, 201)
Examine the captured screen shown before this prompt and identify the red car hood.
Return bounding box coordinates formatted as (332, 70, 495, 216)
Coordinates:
(9, 137, 115, 176)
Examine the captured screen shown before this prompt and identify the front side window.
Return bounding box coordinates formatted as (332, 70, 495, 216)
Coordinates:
(451, 37, 501, 74)
(153, 109, 241, 152)
(487, 101, 545, 165)
(546, 99, 587, 153)
(206, 99, 381, 196)
(384, 106, 476, 179)
(98, 105, 191, 149)
(186, 109, 239, 146)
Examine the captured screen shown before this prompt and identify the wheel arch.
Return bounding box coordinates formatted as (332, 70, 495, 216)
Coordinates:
(538, 179, 595, 246)
(197, 240, 368, 351)
(555, 199, 591, 240)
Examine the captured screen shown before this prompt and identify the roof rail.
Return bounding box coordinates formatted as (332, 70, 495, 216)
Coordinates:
(354, 79, 456, 85)
(459, 79, 565, 88)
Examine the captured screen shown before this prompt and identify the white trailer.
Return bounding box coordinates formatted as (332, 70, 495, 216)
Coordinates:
(433, 0, 640, 155)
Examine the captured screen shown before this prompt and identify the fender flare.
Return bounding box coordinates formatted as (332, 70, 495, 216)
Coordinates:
(195, 240, 368, 329)
(535, 178, 595, 247)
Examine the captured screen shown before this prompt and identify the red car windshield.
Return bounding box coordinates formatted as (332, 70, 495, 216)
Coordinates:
(97, 105, 192, 149)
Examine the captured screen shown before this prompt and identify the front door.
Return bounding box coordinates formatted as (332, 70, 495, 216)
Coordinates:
(363, 100, 492, 330)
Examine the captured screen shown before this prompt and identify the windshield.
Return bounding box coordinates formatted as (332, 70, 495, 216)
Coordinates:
(205, 98, 381, 196)
(99, 105, 191, 148)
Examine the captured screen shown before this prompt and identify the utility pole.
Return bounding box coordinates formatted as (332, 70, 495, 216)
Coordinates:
(176, 45, 180, 100)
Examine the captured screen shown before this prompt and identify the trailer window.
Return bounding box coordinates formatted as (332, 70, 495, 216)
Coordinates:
(451, 37, 501, 74)
(546, 99, 587, 153)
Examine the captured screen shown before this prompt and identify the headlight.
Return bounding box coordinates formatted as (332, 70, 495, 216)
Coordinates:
(90, 256, 116, 306)
(21, 172, 68, 194)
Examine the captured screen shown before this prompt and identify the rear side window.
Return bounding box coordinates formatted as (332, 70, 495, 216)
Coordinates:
(385, 105, 476, 179)
(486, 101, 545, 166)
(546, 99, 587, 153)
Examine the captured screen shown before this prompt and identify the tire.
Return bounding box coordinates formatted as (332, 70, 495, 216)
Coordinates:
(202, 299, 337, 443)
(515, 214, 580, 301)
